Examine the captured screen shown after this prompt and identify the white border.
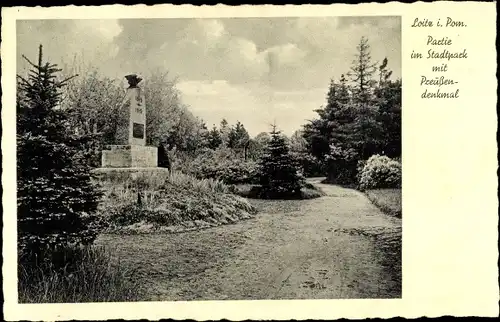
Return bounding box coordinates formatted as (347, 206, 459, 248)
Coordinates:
(2, 3, 498, 320)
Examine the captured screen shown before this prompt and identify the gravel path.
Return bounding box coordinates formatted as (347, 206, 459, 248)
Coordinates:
(97, 179, 402, 300)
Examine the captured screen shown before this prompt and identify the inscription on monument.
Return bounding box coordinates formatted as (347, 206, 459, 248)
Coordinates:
(133, 123, 144, 139)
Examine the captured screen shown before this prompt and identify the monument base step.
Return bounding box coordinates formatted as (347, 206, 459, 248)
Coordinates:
(101, 145, 158, 168)
(92, 167, 170, 184)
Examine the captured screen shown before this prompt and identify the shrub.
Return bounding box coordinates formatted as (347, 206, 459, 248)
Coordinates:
(359, 154, 401, 190)
(290, 151, 326, 177)
(180, 147, 258, 184)
(18, 245, 141, 303)
(234, 183, 325, 200)
(97, 171, 257, 232)
(324, 144, 359, 185)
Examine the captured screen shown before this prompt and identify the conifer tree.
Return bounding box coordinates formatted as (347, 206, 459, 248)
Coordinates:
(258, 124, 304, 198)
(350, 36, 377, 105)
(17, 45, 102, 260)
(219, 118, 230, 147)
(349, 37, 383, 160)
(207, 124, 222, 149)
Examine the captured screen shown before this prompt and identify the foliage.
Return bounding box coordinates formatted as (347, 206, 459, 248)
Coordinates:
(350, 36, 378, 105)
(146, 72, 209, 153)
(96, 171, 257, 233)
(179, 147, 258, 184)
(60, 66, 209, 161)
(17, 45, 102, 259)
(302, 36, 401, 184)
(18, 245, 142, 303)
(234, 183, 325, 200)
(247, 131, 271, 160)
(289, 130, 326, 177)
(325, 143, 359, 185)
(358, 155, 402, 190)
(228, 121, 250, 149)
(257, 125, 305, 198)
(375, 78, 402, 158)
(219, 118, 231, 147)
(207, 124, 223, 149)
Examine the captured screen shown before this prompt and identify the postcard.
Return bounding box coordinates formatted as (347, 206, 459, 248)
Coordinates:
(2, 2, 498, 321)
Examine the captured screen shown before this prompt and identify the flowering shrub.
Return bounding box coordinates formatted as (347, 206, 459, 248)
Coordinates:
(358, 154, 401, 190)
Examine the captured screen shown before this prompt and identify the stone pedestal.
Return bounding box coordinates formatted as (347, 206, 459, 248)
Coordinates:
(101, 145, 158, 168)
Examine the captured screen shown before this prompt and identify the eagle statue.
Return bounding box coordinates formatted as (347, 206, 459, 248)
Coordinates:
(125, 74, 143, 88)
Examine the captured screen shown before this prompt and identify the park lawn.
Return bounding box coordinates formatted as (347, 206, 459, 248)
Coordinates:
(365, 189, 402, 218)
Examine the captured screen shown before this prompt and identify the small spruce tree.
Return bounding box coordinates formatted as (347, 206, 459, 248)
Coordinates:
(258, 124, 304, 198)
(17, 45, 102, 261)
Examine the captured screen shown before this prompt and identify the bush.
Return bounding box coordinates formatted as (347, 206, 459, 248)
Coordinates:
(290, 151, 326, 177)
(179, 147, 258, 184)
(359, 155, 401, 190)
(18, 245, 141, 303)
(97, 171, 257, 233)
(324, 144, 359, 185)
(234, 183, 325, 200)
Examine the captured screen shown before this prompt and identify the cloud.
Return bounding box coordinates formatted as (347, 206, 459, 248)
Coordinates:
(16, 17, 401, 135)
(17, 20, 122, 75)
(176, 79, 326, 135)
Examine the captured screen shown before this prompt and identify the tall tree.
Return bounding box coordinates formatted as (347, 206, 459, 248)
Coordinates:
(349, 37, 383, 160)
(228, 121, 250, 148)
(303, 75, 355, 163)
(375, 73, 401, 158)
(350, 36, 377, 105)
(17, 45, 101, 259)
(219, 118, 230, 147)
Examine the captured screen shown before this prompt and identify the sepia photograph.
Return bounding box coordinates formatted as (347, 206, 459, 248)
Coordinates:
(15, 16, 402, 303)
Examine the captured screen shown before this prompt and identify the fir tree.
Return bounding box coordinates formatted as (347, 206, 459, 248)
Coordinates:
(303, 74, 354, 163)
(219, 118, 230, 147)
(17, 45, 102, 260)
(207, 124, 222, 150)
(258, 124, 304, 198)
(228, 121, 250, 158)
(350, 36, 377, 105)
(375, 58, 401, 158)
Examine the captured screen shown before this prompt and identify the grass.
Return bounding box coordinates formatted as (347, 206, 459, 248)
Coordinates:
(96, 170, 257, 234)
(365, 189, 402, 218)
(19, 171, 250, 302)
(18, 245, 142, 303)
(233, 182, 325, 200)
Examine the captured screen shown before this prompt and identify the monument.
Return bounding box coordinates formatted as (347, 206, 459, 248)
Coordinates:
(93, 74, 169, 181)
(100, 74, 158, 168)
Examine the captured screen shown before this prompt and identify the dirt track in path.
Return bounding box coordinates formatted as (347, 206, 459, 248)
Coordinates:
(97, 179, 402, 300)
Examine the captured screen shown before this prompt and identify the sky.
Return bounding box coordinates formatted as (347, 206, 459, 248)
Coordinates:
(17, 17, 401, 136)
